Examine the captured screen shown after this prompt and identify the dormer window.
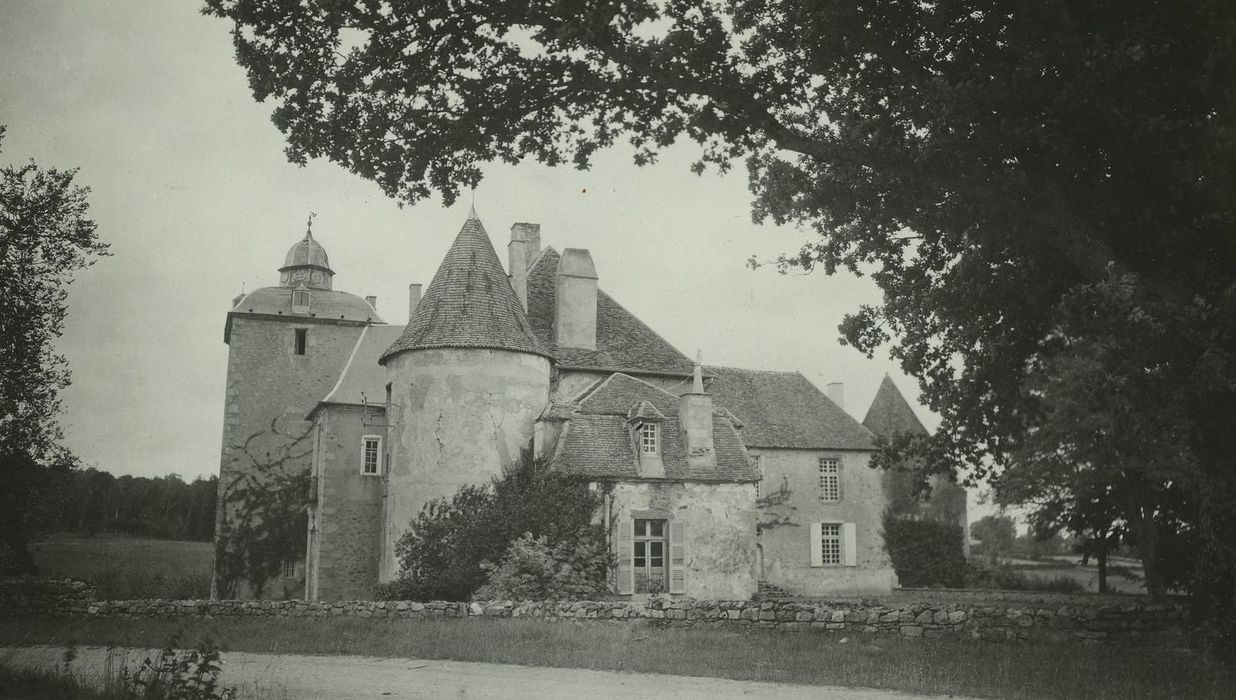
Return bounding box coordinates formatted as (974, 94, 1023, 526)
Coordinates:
(639, 422, 658, 454)
(292, 285, 311, 314)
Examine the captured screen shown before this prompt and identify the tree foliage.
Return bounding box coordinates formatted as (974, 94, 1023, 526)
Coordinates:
(0, 126, 108, 573)
(206, 1, 1236, 645)
(970, 515, 1017, 562)
(475, 532, 610, 601)
(882, 511, 966, 588)
(377, 451, 608, 601)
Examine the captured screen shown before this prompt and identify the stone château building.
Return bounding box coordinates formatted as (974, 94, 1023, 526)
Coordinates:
(215, 213, 954, 600)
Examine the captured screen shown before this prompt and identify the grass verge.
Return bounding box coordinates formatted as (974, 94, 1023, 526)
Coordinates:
(1, 614, 1228, 699)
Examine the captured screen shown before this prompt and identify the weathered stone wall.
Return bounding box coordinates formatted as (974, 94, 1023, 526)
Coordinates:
(216, 314, 371, 599)
(307, 405, 385, 601)
(381, 348, 551, 581)
(609, 482, 758, 599)
(0, 578, 95, 614)
(754, 448, 895, 595)
(3, 582, 1185, 645)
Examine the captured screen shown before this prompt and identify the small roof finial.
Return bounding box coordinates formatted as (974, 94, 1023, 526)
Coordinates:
(305, 211, 317, 239)
(692, 350, 704, 393)
(468, 188, 478, 220)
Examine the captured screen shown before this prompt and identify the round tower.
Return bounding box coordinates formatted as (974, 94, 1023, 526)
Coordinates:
(377, 213, 553, 580)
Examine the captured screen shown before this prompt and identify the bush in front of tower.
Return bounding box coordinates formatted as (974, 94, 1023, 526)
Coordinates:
(375, 451, 611, 602)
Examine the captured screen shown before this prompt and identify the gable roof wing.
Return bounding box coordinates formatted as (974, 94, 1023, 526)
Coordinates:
(553, 372, 756, 482)
(705, 366, 875, 450)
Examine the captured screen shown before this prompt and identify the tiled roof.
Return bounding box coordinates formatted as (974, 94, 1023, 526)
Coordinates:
(230, 287, 382, 323)
(704, 366, 875, 450)
(381, 216, 550, 362)
(575, 373, 679, 416)
(313, 325, 403, 413)
(551, 373, 757, 482)
(862, 374, 929, 438)
(525, 248, 695, 376)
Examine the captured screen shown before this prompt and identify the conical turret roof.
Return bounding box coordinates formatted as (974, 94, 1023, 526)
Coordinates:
(862, 374, 929, 437)
(380, 215, 551, 363)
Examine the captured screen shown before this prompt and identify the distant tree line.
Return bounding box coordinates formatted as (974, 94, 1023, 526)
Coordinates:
(44, 468, 217, 542)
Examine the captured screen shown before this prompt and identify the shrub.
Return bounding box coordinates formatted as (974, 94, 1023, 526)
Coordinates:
(122, 633, 237, 700)
(881, 511, 967, 587)
(377, 450, 610, 601)
(963, 560, 1087, 594)
(475, 533, 609, 600)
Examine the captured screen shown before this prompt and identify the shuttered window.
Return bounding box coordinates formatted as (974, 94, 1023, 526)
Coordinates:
(616, 518, 635, 594)
(669, 520, 686, 594)
(811, 522, 858, 567)
(616, 517, 686, 595)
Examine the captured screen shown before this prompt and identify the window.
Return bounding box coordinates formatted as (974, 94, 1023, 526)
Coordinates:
(810, 522, 857, 567)
(282, 559, 299, 579)
(639, 423, 658, 454)
(294, 328, 307, 355)
(818, 457, 840, 502)
(819, 523, 842, 565)
(292, 287, 311, 313)
(361, 435, 381, 475)
(633, 519, 667, 593)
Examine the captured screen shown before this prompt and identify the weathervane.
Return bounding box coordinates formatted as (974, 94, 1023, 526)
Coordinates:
(306, 211, 318, 237)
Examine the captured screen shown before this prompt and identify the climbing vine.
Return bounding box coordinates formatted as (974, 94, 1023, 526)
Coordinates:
(213, 416, 312, 599)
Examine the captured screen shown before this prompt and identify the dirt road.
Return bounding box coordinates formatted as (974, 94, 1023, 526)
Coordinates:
(1, 645, 978, 699)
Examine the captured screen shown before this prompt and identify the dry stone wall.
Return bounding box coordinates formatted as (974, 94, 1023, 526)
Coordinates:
(2, 578, 1185, 645)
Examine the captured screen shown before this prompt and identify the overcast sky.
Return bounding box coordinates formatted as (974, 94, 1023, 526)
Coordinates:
(0, 2, 964, 506)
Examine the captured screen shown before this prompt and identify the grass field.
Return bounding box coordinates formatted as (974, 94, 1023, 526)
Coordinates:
(31, 534, 213, 600)
(0, 615, 1227, 699)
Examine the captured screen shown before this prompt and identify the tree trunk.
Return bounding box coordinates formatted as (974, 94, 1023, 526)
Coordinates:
(1097, 549, 1108, 594)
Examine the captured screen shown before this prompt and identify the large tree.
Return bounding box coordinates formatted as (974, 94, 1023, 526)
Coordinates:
(204, 0, 1236, 643)
(0, 126, 108, 572)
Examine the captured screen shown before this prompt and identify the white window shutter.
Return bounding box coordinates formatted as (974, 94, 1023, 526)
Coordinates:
(616, 517, 634, 595)
(809, 522, 823, 567)
(669, 520, 686, 594)
(842, 522, 858, 567)
(837, 459, 845, 501)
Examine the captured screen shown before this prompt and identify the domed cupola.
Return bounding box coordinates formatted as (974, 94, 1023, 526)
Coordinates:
(279, 221, 334, 291)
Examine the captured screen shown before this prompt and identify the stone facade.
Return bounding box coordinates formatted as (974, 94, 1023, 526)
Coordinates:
(607, 482, 758, 599)
(306, 404, 386, 601)
(752, 448, 896, 594)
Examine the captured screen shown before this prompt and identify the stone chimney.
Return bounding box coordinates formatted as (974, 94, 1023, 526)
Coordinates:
(554, 248, 598, 350)
(408, 283, 422, 321)
(508, 223, 541, 309)
(827, 382, 844, 412)
(678, 353, 715, 470)
(365, 295, 377, 309)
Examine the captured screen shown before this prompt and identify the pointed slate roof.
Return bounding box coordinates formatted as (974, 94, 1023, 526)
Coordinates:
(705, 366, 875, 450)
(524, 248, 696, 376)
(381, 216, 550, 363)
(862, 374, 929, 437)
